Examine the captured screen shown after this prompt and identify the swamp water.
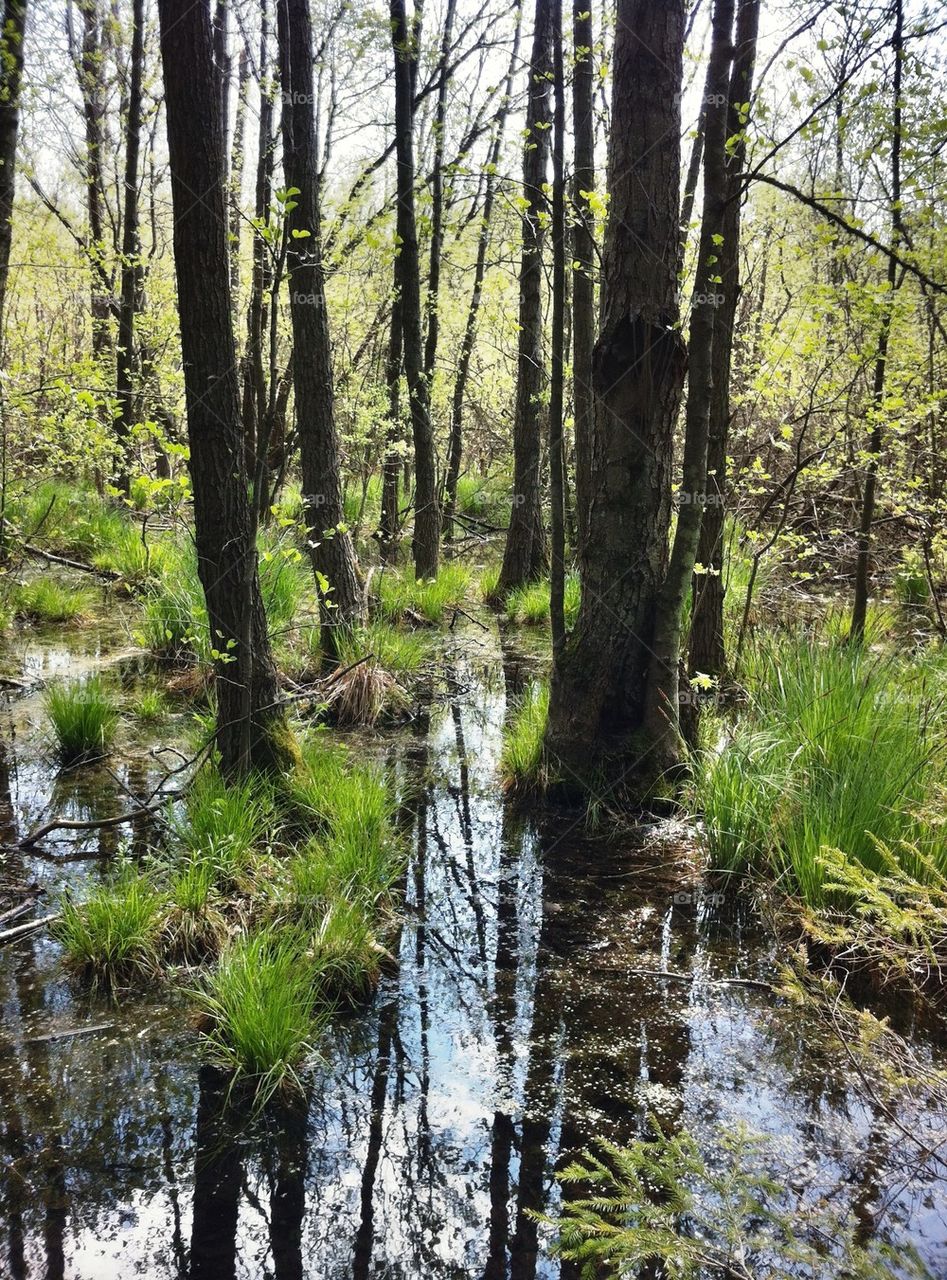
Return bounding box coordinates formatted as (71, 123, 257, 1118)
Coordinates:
(0, 620, 946, 1278)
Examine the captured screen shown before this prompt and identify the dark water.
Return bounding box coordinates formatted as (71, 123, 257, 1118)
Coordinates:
(1, 625, 946, 1278)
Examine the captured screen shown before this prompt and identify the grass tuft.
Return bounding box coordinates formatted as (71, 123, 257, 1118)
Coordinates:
(54, 868, 163, 987)
(376, 563, 470, 624)
(14, 578, 96, 623)
(500, 681, 549, 792)
(44, 675, 119, 763)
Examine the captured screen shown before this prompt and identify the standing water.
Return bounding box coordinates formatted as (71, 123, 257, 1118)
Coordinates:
(1, 624, 945, 1277)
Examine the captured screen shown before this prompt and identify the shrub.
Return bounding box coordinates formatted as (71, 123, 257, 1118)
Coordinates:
(44, 675, 119, 762)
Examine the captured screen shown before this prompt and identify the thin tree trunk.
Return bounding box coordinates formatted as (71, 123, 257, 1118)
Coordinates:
(571, 0, 594, 561)
(75, 0, 112, 360)
(242, 7, 274, 490)
(548, 0, 565, 656)
(689, 0, 760, 679)
(497, 0, 553, 594)
(850, 0, 903, 643)
(229, 45, 250, 301)
(157, 0, 294, 777)
(113, 0, 144, 495)
(545, 0, 687, 793)
(0, 0, 27, 336)
(422, 0, 457, 382)
(379, 294, 403, 560)
(276, 0, 364, 652)
(390, 0, 440, 578)
(644, 0, 734, 758)
(442, 4, 522, 541)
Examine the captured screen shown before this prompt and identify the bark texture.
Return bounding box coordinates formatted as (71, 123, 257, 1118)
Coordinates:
(276, 0, 364, 650)
(545, 0, 687, 792)
(497, 0, 554, 593)
(0, 0, 26, 334)
(158, 0, 293, 776)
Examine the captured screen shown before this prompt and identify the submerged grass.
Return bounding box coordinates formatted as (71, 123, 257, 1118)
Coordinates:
(44, 675, 119, 763)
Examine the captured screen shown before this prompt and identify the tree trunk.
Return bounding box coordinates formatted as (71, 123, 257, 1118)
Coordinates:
(545, 0, 687, 794)
(229, 45, 250, 301)
(390, 0, 440, 579)
(242, 7, 275, 488)
(422, 0, 457, 383)
(157, 0, 295, 777)
(113, 0, 144, 495)
(571, 0, 594, 562)
(548, 0, 565, 656)
(689, 0, 761, 680)
(850, 0, 903, 643)
(644, 0, 734, 758)
(276, 0, 364, 652)
(379, 294, 403, 561)
(442, 5, 522, 541)
(76, 0, 112, 360)
(497, 0, 553, 594)
(0, 0, 26, 337)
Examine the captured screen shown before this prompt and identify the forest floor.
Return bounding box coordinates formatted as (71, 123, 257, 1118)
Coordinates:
(0, 487, 946, 1277)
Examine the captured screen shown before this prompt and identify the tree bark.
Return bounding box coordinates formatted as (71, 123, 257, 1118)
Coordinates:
(113, 0, 144, 495)
(390, 0, 440, 579)
(0, 0, 26, 337)
(422, 0, 457, 383)
(644, 0, 734, 758)
(276, 0, 365, 652)
(157, 0, 294, 777)
(689, 0, 761, 679)
(75, 0, 113, 359)
(548, 0, 565, 655)
(497, 0, 553, 594)
(545, 0, 687, 793)
(571, 0, 594, 563)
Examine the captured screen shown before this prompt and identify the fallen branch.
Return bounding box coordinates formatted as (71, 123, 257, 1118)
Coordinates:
(23, 543, 119, 579)
(19, 793, 181, 849)
(0, 913, 59, 945)
(26, 1022, 114, 1044)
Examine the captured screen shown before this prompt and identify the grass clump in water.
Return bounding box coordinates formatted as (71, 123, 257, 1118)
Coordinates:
(171, 769, 277, 887)
(139, 543, 208, 664)
(161, 855, 229, 963)
(44, 675, 119, 763)
(694, 632, 947, 905)
(376, 563, 469, 624)
(500, 681, 549, 792)
(194, 927, 324, 1103)
(54, 868, 164, 987)
(503, 575, 581, 628)
(13, 578, 96, 624)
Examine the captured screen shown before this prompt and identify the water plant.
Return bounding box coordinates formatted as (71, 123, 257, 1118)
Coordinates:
(54, 868, 164, 987)
(44, 675, 119, 763)
(500, 680, 549, 792)
(376, 563, 470, 624)
(171, 769, 277, 886)
(193, 927, 324, 1102)
(13, 578, 96, 623)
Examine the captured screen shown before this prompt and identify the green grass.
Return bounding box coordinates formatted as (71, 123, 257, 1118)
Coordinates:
(54, 868, 164, 987)
(91, 524, 176, 586)
(139, 542, 208, 663)
(44, 675, 119, 763)
(334, 620, 429, 676)
(376, 563, 470, 624)
(500, 680, 550, 792)
(194, 927, 324, 1102)
(694, 632, 947, 904)
(479, 563, 502, 603)
(161, 855, 228, 963)
(171, 770, 277, 886)
(13, 578, 95, 623)
(135, 687, 168, 722)
(503, 575, 581, 628)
